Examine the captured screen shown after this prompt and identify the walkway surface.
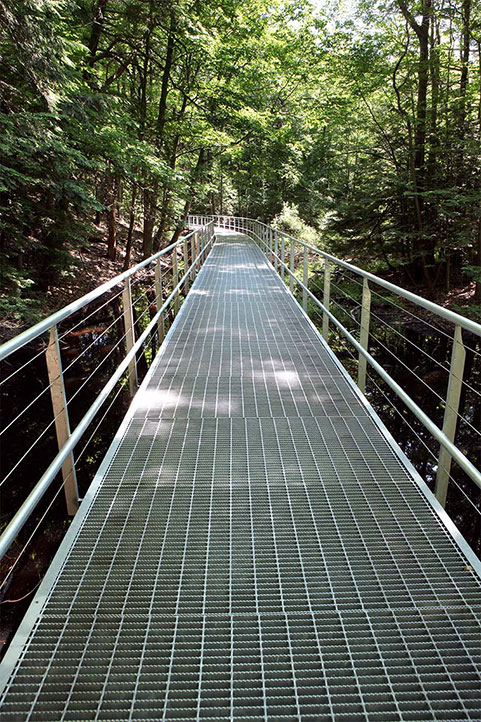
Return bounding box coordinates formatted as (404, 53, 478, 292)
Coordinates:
(1, 231, 480, 721)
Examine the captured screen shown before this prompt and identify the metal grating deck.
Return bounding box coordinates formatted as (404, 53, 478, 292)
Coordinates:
(1, 231, 480, 721)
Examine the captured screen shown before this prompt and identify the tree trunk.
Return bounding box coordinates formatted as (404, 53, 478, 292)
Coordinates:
(142, 181, 157, 259)
(157, 9, 176, 144)
(84, 0, 109, 82)
(170, 149, 207, 246)
(474, 220, 481, 301)
(458, 0, 471, 136)
(123, 184, 137, 271)
(106, 172, 117, 261)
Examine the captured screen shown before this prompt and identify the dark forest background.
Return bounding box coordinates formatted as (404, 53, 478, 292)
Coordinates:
(1, 0, 480, 325)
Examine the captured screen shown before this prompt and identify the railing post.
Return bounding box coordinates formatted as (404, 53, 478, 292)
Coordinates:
(122, 278, 137, 397)
(290, 240, 295, 294)
(172, 247, 179, 313)
(190, 233, 196, 279)
(198, 229, 203, 266)
(154, 258, 165, 344)
(302, 247, 308, 311)
(435, 325, 466, 507)
(322, 261, 331, 341)
(274, 229, 278, 273)
(357, 279, 371, 394)
(46, 325, 79, 515)
(280, 233, 285, 282)
(183, 237, 189, 294)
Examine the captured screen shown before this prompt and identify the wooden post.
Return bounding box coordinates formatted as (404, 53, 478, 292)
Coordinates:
(198, 230, 202, 267)
(194, 231, 199, 274)
(290, 240, 295, 294)
(280, 233, 285, 282)
(122, 278, 137, 397)
(183, 237, 189, 293)
(155, 259, 165, 344)
(357, 279, 371, 393)
(190, 234, 196, 280)
(322, 261, 331, 341)
(302, 248, 308, 311)
(46, 326, 79, 515)
(172, 248, 179, 313)
(435, 325, 466, 506)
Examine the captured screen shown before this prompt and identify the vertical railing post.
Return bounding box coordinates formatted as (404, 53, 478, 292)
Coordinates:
(172, 247, 179, 314)
(183, 237, 189, 294)
(322, 261, 331, 341)
(357, 279, 371, 393)
(154, 258, 165, 344)
(46, 325, 79, 515)
(290, 240, 295, 294)
(280, 233, 285, 282)
(302, 247, 308, 311)
(122, 277, 137, 397)
(190, 233, 196, 280)
(274, 229, 278, 273)
(435, 325, 466, 507)
(198, 229, 203, 266)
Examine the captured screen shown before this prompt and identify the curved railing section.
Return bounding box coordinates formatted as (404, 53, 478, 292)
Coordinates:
(0, 220, 215, 566)
(189, 214, 481, 522)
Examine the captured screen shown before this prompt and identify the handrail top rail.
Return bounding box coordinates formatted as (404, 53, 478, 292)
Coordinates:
(194, 215, 481, 338)
(0, 221, 214, 362)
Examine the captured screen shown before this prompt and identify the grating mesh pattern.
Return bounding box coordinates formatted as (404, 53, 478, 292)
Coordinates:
(1, 231, 480, 721)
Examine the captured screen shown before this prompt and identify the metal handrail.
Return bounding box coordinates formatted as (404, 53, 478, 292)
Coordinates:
(188, 214, 481, 505)
(0, 220, 215, 560)
(0, 227, 207, 363)
(190, 215, 481, 338)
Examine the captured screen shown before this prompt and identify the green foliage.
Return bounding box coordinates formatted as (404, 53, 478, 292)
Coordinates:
(272, 203, 319, 246)
(1, 0, 480, 328)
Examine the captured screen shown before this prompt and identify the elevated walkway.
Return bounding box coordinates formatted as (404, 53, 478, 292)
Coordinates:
(1, 230, 480, 720)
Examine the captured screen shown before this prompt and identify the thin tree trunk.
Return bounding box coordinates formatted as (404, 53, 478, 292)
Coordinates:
(106, 171, 117, 261)
(142, 181, 157, 259)
(84, 0, 108, 82)
(123, 183, 137, 271)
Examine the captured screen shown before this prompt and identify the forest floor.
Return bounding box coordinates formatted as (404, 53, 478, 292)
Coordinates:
(0, 221, 145, 344)
(50, 221, 144, 311)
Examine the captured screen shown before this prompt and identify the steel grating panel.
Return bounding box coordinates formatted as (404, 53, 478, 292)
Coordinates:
(0, 231, 480, 721)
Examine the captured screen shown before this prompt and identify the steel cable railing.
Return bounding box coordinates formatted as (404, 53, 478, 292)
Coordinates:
(0, 220, 215, 563)
(189, 214, 481, 517)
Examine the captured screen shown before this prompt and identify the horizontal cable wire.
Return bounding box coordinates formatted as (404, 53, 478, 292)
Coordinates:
(333, 269, 481, 401)
(366, 371, 481, 518)
(0, 344, 51, 388)
(0, 380, 127, 595)
(1, 328, 131, 485)
(368, 332, 481, 440)
(65, 328, 130, 408)
(2, 301, 131, 438)
(367, 309, 481, 403)
(61, 313, 125, 375)
(57, 284, 127, 343)
(328, 296, 360, 326)
(1, 405, 69, 489)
